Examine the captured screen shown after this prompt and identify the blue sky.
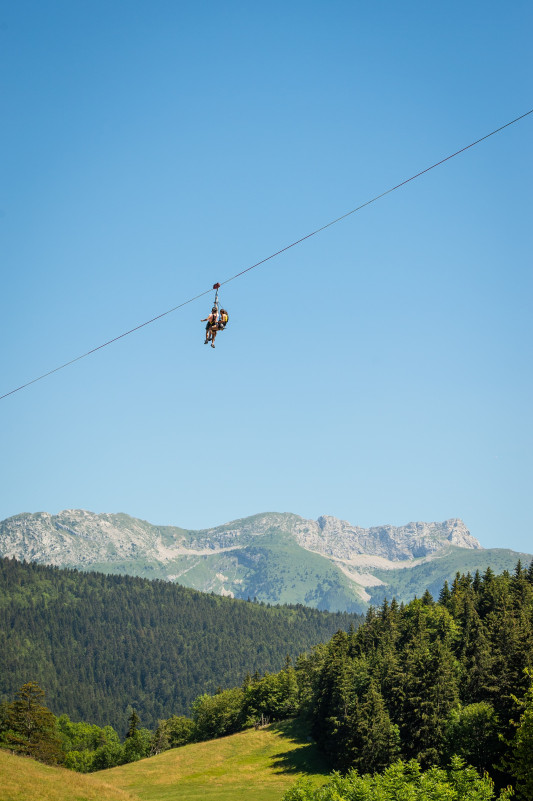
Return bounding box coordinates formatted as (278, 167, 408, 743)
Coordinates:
(1, 1, 532, 553)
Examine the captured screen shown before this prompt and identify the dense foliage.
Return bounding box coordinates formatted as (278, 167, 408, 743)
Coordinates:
(282, 757, 513, 801)
(0, 556, 362, 732)
(0, 682, 152, 770)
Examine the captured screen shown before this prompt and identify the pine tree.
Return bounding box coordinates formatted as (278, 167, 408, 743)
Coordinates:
(487, 595, 532, 725)
(457, 594, 493, 703)
(422, 589, 434, 606)
(377, 644, 404, 724)
(439, 581, 452, 605)
(511, 561, 533, 611)
(346, 680, 400, 773)
(311, 632, 360, 766)
(400, 633, 459, 766)
(7, 682, 63, 764)
(444, 702, 501, 773)
(126, 709, 140, 738)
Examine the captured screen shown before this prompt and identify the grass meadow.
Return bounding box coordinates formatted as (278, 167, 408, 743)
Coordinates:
(0, 720, 329, 801)
(0, 749, 136, 801)
(102, 720, 329, 801)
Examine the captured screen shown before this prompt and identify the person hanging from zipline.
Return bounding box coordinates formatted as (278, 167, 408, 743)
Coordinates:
(218, 309, 229, 330)
(201, 306, 219, 347)
(201, 283, 228, 349)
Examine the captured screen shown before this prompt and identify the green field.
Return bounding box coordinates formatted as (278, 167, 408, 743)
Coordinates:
(102, 720, 329, 801)
(0, 749, 137, 801)
(0, 721, 329, 801)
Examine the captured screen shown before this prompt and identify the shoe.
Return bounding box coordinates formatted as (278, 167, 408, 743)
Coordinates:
(204, 340, 208, 344)
(211, 344, 215, 348)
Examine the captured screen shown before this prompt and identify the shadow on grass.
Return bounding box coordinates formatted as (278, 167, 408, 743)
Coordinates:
(268, 719, 331, 777)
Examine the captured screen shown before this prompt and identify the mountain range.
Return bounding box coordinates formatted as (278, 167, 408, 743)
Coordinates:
(1, 509, 531, 612)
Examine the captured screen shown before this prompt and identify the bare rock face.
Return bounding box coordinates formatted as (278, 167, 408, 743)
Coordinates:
(0, 510, 168, 566)
(303, 516, 480, 561)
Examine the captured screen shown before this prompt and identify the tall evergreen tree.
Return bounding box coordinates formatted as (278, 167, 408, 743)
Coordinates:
(7, 682, 63, 764)
(346, 680, 400, 774)
(439, 580, 452, 605)
(399, 628, 459, 766)
(457, 594, 493, 703)
(312, 632, 361, 765)
(444, 702, 501, 774)
(126, 709, 140, 738)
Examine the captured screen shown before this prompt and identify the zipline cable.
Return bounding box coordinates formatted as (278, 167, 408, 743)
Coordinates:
(0, 287, 216, 401)
(2, 108, 532, 402)
(219, 108, 533, 288)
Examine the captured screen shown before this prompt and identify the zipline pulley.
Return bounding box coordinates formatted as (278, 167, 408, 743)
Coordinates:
(212, 283, 221, 311)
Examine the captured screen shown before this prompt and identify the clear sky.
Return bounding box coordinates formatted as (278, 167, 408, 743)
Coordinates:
(1, 1, 532, 553)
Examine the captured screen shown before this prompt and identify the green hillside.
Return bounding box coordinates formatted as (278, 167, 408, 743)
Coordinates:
(102, 720, 329, 801)
(0, 557, 362, 732)
(91, 540, 533, 615)
(0, 749, 136, 801)
(0, 721, 328, 801)
(176, 530, 368, 612)
(368, 546, 533, 605)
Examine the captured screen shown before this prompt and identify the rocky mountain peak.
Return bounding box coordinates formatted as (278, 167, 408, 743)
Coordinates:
(297, 515, 480, 561)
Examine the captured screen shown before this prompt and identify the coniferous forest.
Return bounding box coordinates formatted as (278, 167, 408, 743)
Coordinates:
(309, 562, 533, 786)
(0, 556, 361, 731)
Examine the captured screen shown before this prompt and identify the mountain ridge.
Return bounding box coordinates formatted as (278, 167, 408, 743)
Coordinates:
(1, 509, 529, 612)
(0, 508, 480, 560)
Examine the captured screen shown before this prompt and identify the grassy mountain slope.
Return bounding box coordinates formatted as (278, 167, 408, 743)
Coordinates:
(368, 545, 533, 605)
(89, 542, 532, 613)
(176, 530, 368, 612)
(0, 750, 136, 801)
(101, 720, 329, 801)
